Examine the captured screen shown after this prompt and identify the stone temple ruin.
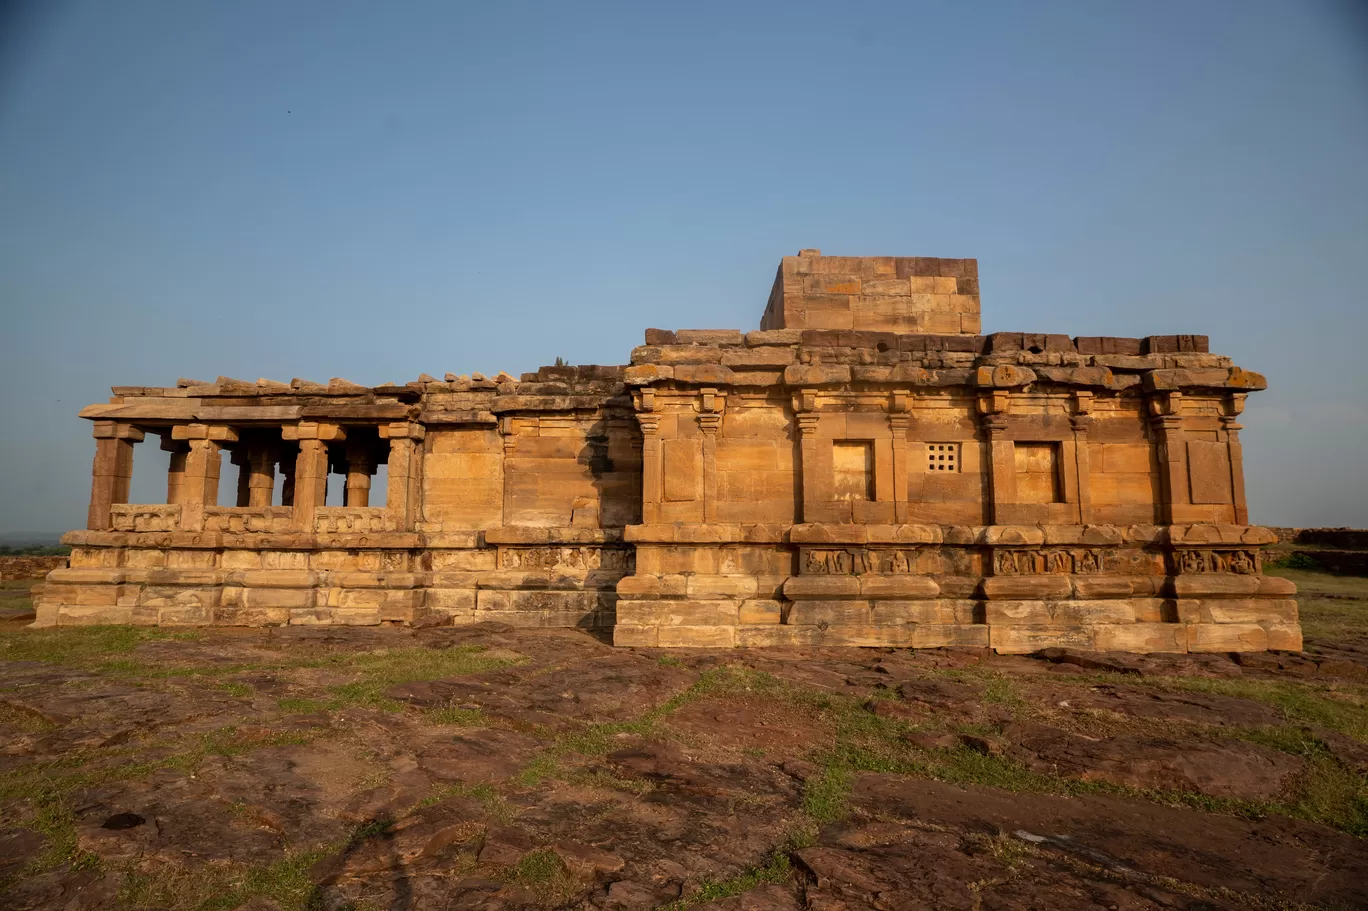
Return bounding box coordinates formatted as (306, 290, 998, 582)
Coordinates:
(37, 251, 1300, 653)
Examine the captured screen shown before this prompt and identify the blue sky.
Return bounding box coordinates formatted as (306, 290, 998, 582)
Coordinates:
(1, 0, 1365, 535)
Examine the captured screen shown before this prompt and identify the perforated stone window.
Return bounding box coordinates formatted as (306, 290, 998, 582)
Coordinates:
(927, 443, 959, 473)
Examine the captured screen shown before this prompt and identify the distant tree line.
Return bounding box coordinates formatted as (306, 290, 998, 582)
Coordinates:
(0, 545, 71, 556)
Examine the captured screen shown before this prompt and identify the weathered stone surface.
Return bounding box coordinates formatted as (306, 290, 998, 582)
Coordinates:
(43, 250, 1293, 654)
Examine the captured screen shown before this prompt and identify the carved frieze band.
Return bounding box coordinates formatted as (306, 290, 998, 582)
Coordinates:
(992, 549, 1105, 575)
(499, 546, 635, 573)
(1173, 549, 1258, 575)
(802, 547, 919, 575)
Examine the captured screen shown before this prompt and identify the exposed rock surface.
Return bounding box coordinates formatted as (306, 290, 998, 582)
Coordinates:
(1, 614, 1365, 910)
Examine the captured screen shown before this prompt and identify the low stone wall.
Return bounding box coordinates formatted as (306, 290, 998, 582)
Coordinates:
(1291, 528, 1368, 550)
(1266, 528, 1368, 577)
(1268, 527, 1368, 549)
(0, 555, 68, 581)
(1295, 551, 1368, 577)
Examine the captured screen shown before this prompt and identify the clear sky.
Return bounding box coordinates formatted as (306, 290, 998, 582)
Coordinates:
(1, 0, 1365, 537)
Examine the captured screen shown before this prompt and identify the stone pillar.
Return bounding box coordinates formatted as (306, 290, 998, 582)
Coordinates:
(281, 422, 346, 530)
(161, 435, 189, 506)
(230, 449, 251, 507)
(378, 422, 425, 529)
(1148, 393, 1187, 525)
(279, 451, 296, 507)
(88, 421, 143, 530)
(248, 445, 276, 507)
(344, 440, 374, 507)
(889, 406, 910, 524)
(1224, 393, 1249, 525)
(797, 412, 821, 523)
(637, 413, 662, 524)
(979, 392, 1013, 525)
(171, 424, 238, 530)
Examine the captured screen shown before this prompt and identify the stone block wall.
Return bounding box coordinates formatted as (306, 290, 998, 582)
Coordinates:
(0, 555, 69, 581)
(35, 251, 1298, 654)
(760, 250, 980, 334)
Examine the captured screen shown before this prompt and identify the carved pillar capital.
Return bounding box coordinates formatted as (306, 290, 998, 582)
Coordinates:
(378, 421, 425, 441)
(981, 413, 1010, 438)
(977, 390, 1011, 416)
(697, 387, 726, 415)
(281, 421, 345, 442)
(172, 423, 239, 443)
(796, 413, 821, 438)
(92, 421, 145, 441)
(1148, 391, 1182, 417)
(636, 413, 662, 437)
(698, 413, 722, 435)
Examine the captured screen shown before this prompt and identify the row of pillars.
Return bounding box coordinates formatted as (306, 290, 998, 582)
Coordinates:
(88, 420, 426, 533)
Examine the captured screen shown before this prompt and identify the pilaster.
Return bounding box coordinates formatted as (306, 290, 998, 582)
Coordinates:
(697, 387, 724, 524)
(796, 395, 821, 523)
(1224, 393, 1249, 525)
(379, 421, 425, 529)
(888, 395, 910, 523)
(1148, 392, 1187, 525)
(636, 412, 662, 525)
(978, 392, 1013, 525)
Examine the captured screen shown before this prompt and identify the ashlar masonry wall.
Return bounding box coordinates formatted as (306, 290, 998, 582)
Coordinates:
(37, 251, 1297, 654)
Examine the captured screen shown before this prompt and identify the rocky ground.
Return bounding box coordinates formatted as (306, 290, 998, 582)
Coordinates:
(1, 567, 1366, 911)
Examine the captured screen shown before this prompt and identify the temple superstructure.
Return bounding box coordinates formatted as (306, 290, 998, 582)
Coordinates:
(37, 251, 1299, 653)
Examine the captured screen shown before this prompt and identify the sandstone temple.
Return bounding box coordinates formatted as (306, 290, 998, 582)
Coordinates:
(37, 252, 1299, 653)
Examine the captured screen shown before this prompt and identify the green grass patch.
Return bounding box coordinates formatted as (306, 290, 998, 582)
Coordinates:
(1150, 676, 1368, 744)
(214, 682, 252, 698)
(497, 848, 578, 904)
(1300, 598, 1368, 644)
(115, 842, 336, 911)
(1267, 566, 1368, 598)
(982, 675, 1026, 709)
(420, 703, 487, 726)
(0, 625, 195, 667)
(417, 780, 513, 822)
(801, 766, 853, 821)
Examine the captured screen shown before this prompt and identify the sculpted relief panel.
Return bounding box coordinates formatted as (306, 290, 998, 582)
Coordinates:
(500, 546, 635, 573)
(803, 548, 919, 575)
(993, 549, 1104, 575)
(1175, 549, 1259, 575)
